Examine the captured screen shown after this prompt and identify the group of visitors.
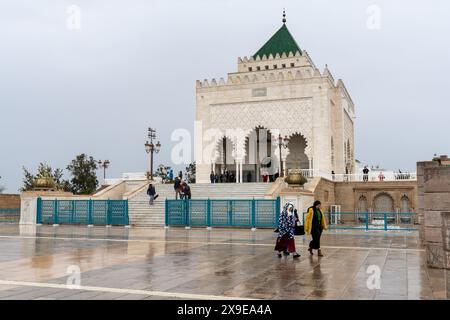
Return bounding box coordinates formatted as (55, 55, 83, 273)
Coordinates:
(209, 170, 280, 183)
(274, 200, 327, 258)
(209, 170, 236, 183)
(174, 177, 191, 199)
(146, 176, 193, 206)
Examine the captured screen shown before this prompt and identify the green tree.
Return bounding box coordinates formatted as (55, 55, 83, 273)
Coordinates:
(21, 167, 35, 192)
(66, 154, 98, 195)
(20, 163, 71, 192)
(53, 168, 72, 192)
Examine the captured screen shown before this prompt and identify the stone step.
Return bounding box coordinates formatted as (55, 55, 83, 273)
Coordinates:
(126, 182, 274, 226)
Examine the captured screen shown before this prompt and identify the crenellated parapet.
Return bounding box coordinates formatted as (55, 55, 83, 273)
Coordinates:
(197, 71, 300, 88)
(237, 50, 309, 73)
(238, 50, 302, 64)
(336, 79, 355, 115)
(302, 50, 316, 70)
(196, 49, 341, 90)
(322, 64, 336, 87)
(197, 67, 320, 89)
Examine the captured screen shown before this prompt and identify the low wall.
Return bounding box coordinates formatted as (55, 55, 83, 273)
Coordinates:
(0, 194, 20, 209)
(20, 191, 74, 225)
(313, 178, 336, 212)
(334, 180, 417, 213)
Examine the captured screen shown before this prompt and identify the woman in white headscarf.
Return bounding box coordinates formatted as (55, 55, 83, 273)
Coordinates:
(274, 202, 301, 258)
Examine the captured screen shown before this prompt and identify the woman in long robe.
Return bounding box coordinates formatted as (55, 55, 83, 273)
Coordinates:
(274, 203, 300, 259)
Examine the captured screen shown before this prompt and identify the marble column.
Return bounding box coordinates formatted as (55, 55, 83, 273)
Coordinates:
(240, 161, 243, 183)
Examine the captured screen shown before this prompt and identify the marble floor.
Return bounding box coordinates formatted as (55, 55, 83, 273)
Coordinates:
(0, 224, 446, 300)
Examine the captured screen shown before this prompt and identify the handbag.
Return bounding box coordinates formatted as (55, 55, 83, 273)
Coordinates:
(294, 225, 305, 236)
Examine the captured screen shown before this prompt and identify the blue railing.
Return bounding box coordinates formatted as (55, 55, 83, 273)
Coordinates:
(36, 198, 129, 226)
(165, 197, 281, 228)
(301, 211, 417, 231)
(0, 208, 20, 223)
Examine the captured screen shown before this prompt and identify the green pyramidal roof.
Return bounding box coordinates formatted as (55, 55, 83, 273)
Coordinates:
(253, 24, 302, 58)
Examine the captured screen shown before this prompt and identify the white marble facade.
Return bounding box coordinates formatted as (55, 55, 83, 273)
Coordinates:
(195, 23, 356, 183)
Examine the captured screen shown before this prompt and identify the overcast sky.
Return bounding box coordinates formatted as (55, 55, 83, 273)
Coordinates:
(1, 0, 449, 193)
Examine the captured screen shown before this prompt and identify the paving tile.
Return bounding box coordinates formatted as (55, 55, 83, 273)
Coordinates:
(0, 225, 442, 300)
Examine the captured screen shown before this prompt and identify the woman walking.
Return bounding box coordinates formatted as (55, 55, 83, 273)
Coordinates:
(305, 200, 328, 256)
(274, 203, 301, 259)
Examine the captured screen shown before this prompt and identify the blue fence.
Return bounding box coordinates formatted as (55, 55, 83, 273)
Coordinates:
(36, 198, 129, 226)
(302, 211, 417, 231)
(165, 197, 281, 228)
(0, 208, 20, 223)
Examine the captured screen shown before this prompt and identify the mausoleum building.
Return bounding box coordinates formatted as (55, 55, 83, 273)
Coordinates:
(195, 17, 356, 183)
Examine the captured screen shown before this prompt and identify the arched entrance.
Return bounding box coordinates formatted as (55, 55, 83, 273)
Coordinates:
(243, 127, 275, 182)
(400, 195, 411, 224)
(373, 193, 394, 213)
(213, 136, 237, 182)
(373, 193, 395, 224)
(358, 195, 368, 212)
(400, 196, 410, 213)
(285, 133, 309, 172)
(357, 195, 369, 223)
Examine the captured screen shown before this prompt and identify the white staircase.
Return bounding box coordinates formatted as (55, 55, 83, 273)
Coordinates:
(126, 183, 274, 227)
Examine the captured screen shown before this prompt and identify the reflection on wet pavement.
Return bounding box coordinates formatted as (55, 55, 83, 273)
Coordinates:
(0, 224, 445, 300)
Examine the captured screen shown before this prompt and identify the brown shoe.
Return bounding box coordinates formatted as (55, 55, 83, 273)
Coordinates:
(317, 250, 324, 257)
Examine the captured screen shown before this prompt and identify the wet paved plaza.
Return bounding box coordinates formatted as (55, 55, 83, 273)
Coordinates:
(0, 224, 446, 300)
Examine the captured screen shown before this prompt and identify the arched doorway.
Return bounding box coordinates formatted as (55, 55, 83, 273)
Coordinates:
(373, 193, 394, 213)
(400, 196, 410, 213)
(214, 136, 237, 182)
(357, 195, 368, 223)
(400, 195, 412, 224)
(373, 193, 395, 224)
(243, 127, 275, 182)
(285, 133, 309, 172)
(358, 195, 368, 212)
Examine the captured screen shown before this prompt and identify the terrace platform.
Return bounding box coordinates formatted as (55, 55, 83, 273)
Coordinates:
(0, 224, 446, 300)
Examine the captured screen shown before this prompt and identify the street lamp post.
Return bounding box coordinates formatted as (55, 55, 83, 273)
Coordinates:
(278, 134, 289, 177)
(144, 127, 161, 181)
(98, 160, 110, 182)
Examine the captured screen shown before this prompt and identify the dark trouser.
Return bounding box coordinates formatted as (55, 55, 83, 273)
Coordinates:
(309, 228, 323, 250)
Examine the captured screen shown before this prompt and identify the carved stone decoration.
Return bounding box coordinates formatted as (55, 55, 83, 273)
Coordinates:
(209, 98, 313, 159)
